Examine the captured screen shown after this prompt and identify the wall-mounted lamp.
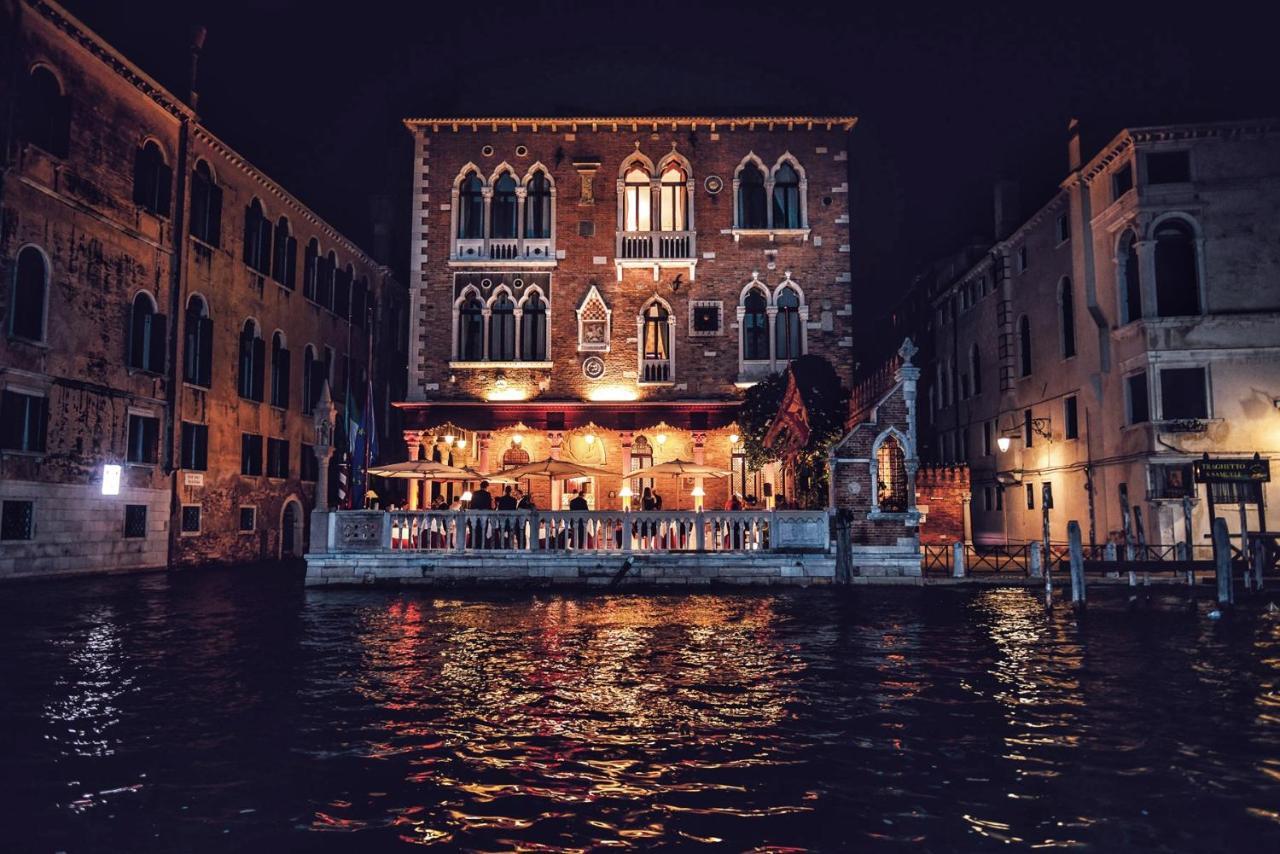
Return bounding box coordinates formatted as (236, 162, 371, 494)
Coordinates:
(443, 434, 456, 446)
(456, 438, 466, 450)
(656, 433, 668, 446)
(585, 433, 596, 446)
(729, 433, 740, 445)
(512, 433, 523, 446)
(997, 436, 1012, 453)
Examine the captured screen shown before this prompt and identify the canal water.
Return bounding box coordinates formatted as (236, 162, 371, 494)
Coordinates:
(1, 568, 1278, 852)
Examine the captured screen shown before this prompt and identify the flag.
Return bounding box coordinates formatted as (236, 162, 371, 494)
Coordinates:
(350, 377, 378, 504)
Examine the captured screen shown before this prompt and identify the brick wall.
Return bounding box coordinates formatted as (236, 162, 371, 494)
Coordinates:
(916, 465, 969, 545)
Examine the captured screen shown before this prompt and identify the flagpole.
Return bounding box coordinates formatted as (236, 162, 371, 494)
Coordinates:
(364, 296, 375, 502)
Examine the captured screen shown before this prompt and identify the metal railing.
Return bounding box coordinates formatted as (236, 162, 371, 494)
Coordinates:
(617, 230, 695, 260)
(921, 541, 1221, 577)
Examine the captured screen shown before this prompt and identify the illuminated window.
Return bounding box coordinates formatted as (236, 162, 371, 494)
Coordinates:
(640, 301, 671, 383)
(659, 166, 686, 231)
(875, 435, 907, 513)
(623, 166, 651, 232)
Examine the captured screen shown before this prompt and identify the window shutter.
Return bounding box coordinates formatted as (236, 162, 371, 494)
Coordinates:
(132, 148, 148, 206)
(198, 316, 214, 387)
(189, 177, 208, 238)
(243, 207, 255, 264)
(207, 185, 223, 247)
(279, 348, 291, 409)
(157, 162, 172, 217)
(252, 337, 266, 401)
(196, 425, 208, 470)
(148, 314, 167, 373)
(286, 237, 298, 288)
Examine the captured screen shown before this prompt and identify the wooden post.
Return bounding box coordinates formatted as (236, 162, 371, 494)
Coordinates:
(1041, 482, 1052, 567)
(1212, 516, 1233, 606)
(1182, 494, 1195, 559)
(1068, 520, 1086, 607)
(1237, 498, 1252, 592)
(1131, 504, 1147, 586)
(1253, 537, 1265, 592)
(1104, 542, 1117, 562)
(1028, 541, 1043, 579)
(952, 541, 965, 578)
(1120, 483, 1133, 561)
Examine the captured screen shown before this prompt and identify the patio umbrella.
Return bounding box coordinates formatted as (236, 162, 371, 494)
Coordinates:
(500, 458, 617, 482)
(366, 460, 475, 480)
(626, 459, 731, 510)
(457, 466, 518, 485)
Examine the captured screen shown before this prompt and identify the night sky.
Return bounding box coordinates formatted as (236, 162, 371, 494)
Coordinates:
(61, 0, 1278, 321)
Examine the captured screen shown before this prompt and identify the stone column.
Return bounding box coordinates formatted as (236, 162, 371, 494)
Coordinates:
(895, 338, 923, 519)
(477, 431, 492, 474)
(620, 431, 634, 510)
(692, 431, 707, 511)
(767, 306, 779, 372)
(403, 430, 422, 510)
(1135, 238, 1159, 319)
(548, 430, 564, 510)
(310, 382, 338, 553)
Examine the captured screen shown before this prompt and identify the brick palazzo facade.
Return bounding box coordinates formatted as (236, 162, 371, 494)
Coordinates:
(0, 0, 407, 579)
(397, 116, 856, 513)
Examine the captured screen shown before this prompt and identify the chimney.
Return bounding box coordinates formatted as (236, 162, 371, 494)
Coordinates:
(993, 180, 1020, 241)
(188, 25, 207, 110)
(1067, 117, 1083, 172)
(368, 194, 393, 265)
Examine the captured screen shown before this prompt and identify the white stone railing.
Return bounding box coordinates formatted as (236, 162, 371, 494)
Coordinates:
(324, 509, 830, 554)
(616, 230, 695, 260)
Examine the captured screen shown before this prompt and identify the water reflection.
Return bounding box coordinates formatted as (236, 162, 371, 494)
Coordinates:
(1, 573, 1278, 851)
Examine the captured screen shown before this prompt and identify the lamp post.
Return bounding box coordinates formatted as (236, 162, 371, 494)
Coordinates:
(619, 484, 633, 512)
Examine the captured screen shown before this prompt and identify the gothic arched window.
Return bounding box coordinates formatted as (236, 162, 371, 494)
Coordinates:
(20, 66, 69, 157)
(772, 161, 801, 228)
(458, 295, 484, 361)
(520, 292, 547, 361)
(737, 162, 767, 228)
(489, 293, 515, 361)
(641, 301, 671, 382)
(775, 287, 803, 361)
(458, 171, 484, 239)
(272, 217, 296, 288)
(742, 287, 769, 361)
(491, 172, 518, 239)
(525, 170, 551, 239)
(623, 167, 651, 232)
(132, 140, 171, 216)
(303, 238, 319, 301)
(876, 435, 908, 513)
(659, 166, 687, 231)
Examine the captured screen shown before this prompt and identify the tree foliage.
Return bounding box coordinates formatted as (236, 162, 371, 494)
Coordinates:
(737, 355, 851, 508)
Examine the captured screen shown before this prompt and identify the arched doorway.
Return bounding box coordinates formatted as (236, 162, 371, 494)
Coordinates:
(281, 498, 305, 558)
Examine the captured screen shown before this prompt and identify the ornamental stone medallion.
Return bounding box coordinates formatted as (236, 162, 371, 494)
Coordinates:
(582, 356, 606, 380)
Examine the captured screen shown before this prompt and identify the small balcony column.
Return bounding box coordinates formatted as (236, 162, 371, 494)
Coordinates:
(767, 306, 779, 372)
(481, 307, 492, 361)
(620, 431, 634, 508)
(764, 178, 776, 228)
(650, 179, 661, 256)
(403, 431, 422, 509)
(515, 187, 527, 257)
(481, 187, 493, 257)
(1135, 238, 1159, 319)
(685, 178, 696, 235)
(512, 307, 523, 360)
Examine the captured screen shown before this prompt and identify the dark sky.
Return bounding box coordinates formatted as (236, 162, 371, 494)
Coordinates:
(61, 0, 1279, 315)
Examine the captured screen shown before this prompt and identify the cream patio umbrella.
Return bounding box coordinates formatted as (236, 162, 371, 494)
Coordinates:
(626, 459, 732, 510)
(366, 460, 475, 480)
(499, 458, 617, 509)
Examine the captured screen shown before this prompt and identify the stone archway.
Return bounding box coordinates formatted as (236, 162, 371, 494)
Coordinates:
(281, 498, 305, 558)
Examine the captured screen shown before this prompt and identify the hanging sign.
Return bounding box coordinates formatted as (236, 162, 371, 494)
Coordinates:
(1193, 457, 1270, 484)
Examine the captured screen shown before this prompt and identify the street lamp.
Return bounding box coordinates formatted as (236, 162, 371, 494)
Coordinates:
(691, 484, 705, 511)
(619, 484, 633, 511)
(997, 435, 1012, 453)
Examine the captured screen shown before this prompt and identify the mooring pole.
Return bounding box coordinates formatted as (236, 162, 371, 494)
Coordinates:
(1068, 520, 1086, 608)
(1181, 494, 1195, 584)
(1237, 499, 1252, 592)
(1213, 517, 1233, 607)
(1253, 538, 1266, 593)
(952, 540, 965, 579)
(1029, 541, 1043, 579)
(1041, 482, 1052, 567)
(1120, 483, 1133, 561)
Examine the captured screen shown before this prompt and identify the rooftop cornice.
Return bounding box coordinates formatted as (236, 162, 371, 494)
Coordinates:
(191, 126, 388, 275)
(402, 116, 858, 133)
(28, 0, 194, 121)
(1077, 118, 1280, 184)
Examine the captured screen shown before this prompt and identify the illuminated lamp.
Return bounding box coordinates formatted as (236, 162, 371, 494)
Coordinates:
(460, 490, 473, 505)
(729, 433, 740, 445)
(656, 433, 668, 446)
(587, 385, 638, 402)
(512, 433, 523, 445)
(456, 438, 466, 450)
(585, 433, 596, 446)
(619, 485, 633, 510)
(997, 436, 1012, 453)
(443, 434, 456, 446)
(102, 464, 122, 496)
